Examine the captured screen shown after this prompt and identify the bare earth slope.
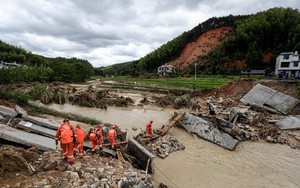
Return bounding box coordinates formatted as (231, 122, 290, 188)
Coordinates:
(169, 27, 233, 68)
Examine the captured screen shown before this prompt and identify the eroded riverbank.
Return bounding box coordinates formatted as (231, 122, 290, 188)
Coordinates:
(43, 103, 300, 188)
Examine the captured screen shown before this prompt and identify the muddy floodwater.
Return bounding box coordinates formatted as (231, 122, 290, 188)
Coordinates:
(45, 104, 300, 188)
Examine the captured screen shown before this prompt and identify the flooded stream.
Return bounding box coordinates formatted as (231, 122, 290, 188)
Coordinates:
(45, 103, 300, 188)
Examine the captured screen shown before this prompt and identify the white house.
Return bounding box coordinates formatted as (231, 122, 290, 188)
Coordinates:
(0, 61, 20, 69)
(275, 51, 300, 77)
(157, 64, 177, 76)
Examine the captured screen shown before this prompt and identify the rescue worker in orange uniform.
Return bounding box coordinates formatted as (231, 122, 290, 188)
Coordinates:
(88, 128, 98, 152)
(107, 125, 117, 149)
(74, 124, 86, 158)
(55, 118, 75, 163)
(95, 124, 103, 148)
(146, 120, 153, 137)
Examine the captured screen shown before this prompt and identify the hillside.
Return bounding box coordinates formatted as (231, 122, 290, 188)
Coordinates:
(168, 27, 233, 68)
(100, 7, 300, 76)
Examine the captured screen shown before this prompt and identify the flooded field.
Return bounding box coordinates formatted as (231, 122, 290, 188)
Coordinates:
(44, 103, 300, 188)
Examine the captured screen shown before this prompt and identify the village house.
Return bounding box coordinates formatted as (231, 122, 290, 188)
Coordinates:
(0, 61, 20, 69)
(157, 64, 177, 76)
(275, 51, 300, 78)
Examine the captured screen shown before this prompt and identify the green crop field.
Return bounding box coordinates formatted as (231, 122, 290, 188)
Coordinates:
(103, 75, 240, 90)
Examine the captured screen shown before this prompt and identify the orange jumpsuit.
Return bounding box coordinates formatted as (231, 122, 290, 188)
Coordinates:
(146, 123, 153, 137)
(89, 130, 98, 151)
(97, 129, 103, 147)
(74, 127, 86, 158)
(107, 128, 117, 149)
(55, 123, 74, 163)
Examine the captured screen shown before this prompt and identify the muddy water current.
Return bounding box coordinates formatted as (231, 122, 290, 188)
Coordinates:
(45, 104, 300, 188)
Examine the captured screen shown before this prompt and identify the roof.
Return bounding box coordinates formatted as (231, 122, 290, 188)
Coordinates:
(279, 51, 299, 56)
(240, 70, 265, 75)
(158, 64, 176, 68)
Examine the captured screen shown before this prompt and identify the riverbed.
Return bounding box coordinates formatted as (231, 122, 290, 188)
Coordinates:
(45, 103, 300, 188)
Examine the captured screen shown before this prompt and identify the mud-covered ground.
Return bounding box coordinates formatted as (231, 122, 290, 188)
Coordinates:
(0, 78, 299, 187)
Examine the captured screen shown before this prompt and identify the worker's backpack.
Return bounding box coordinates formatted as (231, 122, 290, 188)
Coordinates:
(60, 124, 73, 144)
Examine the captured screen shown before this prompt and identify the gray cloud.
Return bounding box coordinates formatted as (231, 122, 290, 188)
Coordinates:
(0, 0, 299, 67)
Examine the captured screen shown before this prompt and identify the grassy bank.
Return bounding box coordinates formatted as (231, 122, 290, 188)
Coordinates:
(102, 75, 240, 90)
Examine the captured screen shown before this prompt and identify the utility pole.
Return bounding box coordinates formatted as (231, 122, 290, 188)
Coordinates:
(194, 62, 197, 80)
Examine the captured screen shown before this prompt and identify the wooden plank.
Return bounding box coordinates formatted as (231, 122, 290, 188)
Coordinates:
(0, 105, 16, 117)
(159, 112, 185, 136)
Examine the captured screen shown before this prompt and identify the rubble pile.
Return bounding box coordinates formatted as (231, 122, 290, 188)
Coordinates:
(0, 145, 154, 188)
(145, 135, 185, 159)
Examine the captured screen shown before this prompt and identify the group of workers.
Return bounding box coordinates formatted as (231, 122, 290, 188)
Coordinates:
(55, 118, 117, 163)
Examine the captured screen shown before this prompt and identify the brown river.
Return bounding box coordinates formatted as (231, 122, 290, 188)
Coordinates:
(45, 103, 300, 188)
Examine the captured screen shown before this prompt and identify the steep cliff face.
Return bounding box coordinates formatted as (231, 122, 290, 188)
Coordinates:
(168, 27, 233, 68)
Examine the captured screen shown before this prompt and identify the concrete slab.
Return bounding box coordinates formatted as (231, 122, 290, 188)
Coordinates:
(23, 116, 60, 130)
(240, 84, 299, 114)
(15, 105, 27, 117)
(128, 138, 155, 174)
(16, 120, 56, 138)
(266, 92, 299, 115)
(0, 105, 16, 117)
(181, 113, 239, 151)
(276, 116, 300, 130)
(0, 124, 56, 151)
(240, 84, 276, 106)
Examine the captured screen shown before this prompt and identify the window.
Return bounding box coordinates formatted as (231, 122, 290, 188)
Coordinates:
(293, 61, 299, 67)
(283, 55, 290, 60)
(281, 62, 290, 67)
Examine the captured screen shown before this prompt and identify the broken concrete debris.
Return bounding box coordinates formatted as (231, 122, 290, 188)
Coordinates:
(0, 124, 56, 151)
(180, 113, 239, 150)
(145, 135, 185, 159)
(240, 83, 299, 114)
(0, 145, 154, 188)
(127, 138, 155, 174)
(275, 116, 300, 130)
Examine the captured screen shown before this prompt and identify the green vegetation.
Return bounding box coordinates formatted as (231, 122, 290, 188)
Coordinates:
(203, 7, 300, 73)
(102, 75, 239, 90)
(0, 40, 94, 83)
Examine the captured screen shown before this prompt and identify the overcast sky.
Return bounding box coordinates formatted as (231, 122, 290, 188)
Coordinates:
(0, 0, 299, 67)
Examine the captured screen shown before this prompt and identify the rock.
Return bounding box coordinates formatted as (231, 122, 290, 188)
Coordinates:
(97, 167, 104, 173)
(159, 182, 168, 188)
(100, 178, 109, 182)
(72, 180, 82, 187)
(81, 172, 94, 179)
(68, 171, 79, 183)
(266, 136, 274, 143)
(47, 176, 59, 186)
(43, 160, 57, 171)
(57, 161, 69, 171)
(85, 167, 97, 173)
(59, 180, 72, 188)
